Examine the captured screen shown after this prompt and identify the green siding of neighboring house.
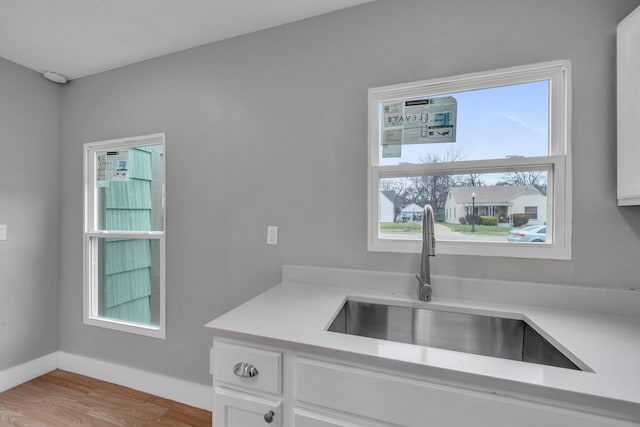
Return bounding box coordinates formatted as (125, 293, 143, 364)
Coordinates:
(105, 210, 151, 231)
(101, 148, 154, 324)
(105, 297, 152, 325)
(106, 179, 152, 208)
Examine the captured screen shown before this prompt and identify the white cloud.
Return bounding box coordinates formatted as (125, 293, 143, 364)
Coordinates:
(503, 114, 546, 135)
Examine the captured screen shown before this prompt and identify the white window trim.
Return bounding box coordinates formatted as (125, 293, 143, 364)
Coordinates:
(83, 133, 166, 339)
(367, 60, 572, 260)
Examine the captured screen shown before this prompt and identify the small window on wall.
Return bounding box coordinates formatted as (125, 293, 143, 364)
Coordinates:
(367, 61, 571, 259)
(524, 206, 539, 220)
(83, 133, 166, 338)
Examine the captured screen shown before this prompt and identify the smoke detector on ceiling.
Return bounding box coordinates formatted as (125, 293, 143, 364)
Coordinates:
(43, 71, 68, 84)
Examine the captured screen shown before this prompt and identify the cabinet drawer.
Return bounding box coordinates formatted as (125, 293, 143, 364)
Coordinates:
(214, 341, 281, 395)
(296, 358, 632, 427)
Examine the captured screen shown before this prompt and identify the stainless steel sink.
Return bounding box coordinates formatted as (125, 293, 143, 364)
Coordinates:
(327, 300, 581, 370)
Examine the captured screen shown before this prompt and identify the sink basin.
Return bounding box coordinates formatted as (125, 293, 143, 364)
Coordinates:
(327, 300, 581, 370)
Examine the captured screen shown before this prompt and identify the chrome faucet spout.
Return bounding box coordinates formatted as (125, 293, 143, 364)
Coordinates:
(417, 204, 436, 301)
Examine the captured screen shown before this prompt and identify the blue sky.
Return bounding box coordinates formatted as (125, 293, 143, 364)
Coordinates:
(379, 80, 549, 165)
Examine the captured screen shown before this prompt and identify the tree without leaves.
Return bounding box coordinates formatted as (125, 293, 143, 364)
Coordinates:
(401, 149, 465, 211)
(460, 173, 484, 187)
(496, 171, 547, 195)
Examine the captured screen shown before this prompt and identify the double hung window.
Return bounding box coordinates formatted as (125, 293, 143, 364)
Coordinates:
(83, 133, 166, 338)
(368, 61, 571, 259)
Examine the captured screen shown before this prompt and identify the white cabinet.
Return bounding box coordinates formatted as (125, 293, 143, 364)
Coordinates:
(292, 408, 385, 427)
(212, 339, 282, 427)
(618, 5, 640, 205)
(295, 357, 635, 427)
(211, 338, 636, 427)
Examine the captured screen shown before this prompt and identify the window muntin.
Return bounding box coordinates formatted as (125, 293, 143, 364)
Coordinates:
(84, 133, 166, 338)
(368, 61, 571, 259)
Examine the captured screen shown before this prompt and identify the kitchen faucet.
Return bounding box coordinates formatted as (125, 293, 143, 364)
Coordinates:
(416, 204, 436, 301)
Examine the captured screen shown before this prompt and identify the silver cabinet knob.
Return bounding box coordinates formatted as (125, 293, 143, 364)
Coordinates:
(264, 410, 274, 423)
(233, 362, 259, 378)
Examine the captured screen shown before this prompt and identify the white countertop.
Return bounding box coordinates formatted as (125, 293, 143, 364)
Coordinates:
(205, 266, 640, 421)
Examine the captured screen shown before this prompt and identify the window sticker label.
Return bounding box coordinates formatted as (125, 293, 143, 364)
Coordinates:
(382, 96, 457, 156)
(382, 129, 403, 158)
(97, 150, 129, 186)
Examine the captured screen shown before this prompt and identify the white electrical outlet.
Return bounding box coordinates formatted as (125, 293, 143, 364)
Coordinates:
(0, 225, 6, 241)
(267, 226, 278, 245)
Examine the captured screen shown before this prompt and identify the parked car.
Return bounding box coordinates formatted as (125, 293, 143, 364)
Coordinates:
(507, 225, 546, 242)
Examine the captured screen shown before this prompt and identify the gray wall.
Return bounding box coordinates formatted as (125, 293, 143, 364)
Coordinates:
(0, 57, 62, 370)
(59, 0, 640, 385)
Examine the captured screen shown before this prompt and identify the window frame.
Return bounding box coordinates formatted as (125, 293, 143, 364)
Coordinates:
(367, 60, 571, 259)
(83, 133, 166, 339)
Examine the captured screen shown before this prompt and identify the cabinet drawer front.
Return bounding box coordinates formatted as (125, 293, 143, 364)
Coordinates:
(214, 341, 281, 395)
(296, 358, 633, 427)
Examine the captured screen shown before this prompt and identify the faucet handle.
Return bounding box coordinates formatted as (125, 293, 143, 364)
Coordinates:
(416, 276, 433, 301)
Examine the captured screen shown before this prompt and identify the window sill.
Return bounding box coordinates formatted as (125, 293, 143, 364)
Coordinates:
(368, 238, 571, 260)
(84, 316, 166, 340)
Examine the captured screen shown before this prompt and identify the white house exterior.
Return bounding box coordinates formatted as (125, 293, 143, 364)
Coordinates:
(401, 203, 423, 221)
(444, 186, 547, 225)
(380, 194, 425, 223)
(379, 191, 396, 223)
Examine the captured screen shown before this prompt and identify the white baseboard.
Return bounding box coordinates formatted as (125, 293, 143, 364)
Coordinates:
(1, 352, 211, 411)
(0, 352, 58, 394)
(57, 352, 211, 410)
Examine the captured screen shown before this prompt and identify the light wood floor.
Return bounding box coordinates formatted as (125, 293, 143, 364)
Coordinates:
(0, 370, 212, 426)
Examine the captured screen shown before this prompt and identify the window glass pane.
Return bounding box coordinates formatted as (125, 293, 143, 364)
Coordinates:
(96, 238, 161, 326)
(379, 171, 548, 243)
(379, 81, 549, 165)
(95, 144, 164, 231)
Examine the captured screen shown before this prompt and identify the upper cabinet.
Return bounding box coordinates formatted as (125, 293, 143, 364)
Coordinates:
(618, 5, 640, 206)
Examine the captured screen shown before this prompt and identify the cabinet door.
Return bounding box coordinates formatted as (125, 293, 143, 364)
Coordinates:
(214, 387, 281, 427)
(293, 408, 395, 427)
(296, 358, 637, 427)
(293, 413, 346, 427)
(618, 5, 640, 205)
(293, 408, 388, 427)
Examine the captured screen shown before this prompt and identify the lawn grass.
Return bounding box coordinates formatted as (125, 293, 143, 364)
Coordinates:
(379, 222, 422, 232)
(444, 224, 513, 236)
(380, 222, 514, 236)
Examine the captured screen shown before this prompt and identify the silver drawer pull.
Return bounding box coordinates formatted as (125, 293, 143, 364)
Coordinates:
(233, 362, 259, 378)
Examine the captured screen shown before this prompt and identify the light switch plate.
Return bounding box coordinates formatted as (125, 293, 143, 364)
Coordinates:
(267, 225, 278, 245)
(0, 225, 6, 241)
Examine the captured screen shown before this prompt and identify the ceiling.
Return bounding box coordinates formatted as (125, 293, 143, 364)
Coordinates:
(0, 0, 372, 81)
